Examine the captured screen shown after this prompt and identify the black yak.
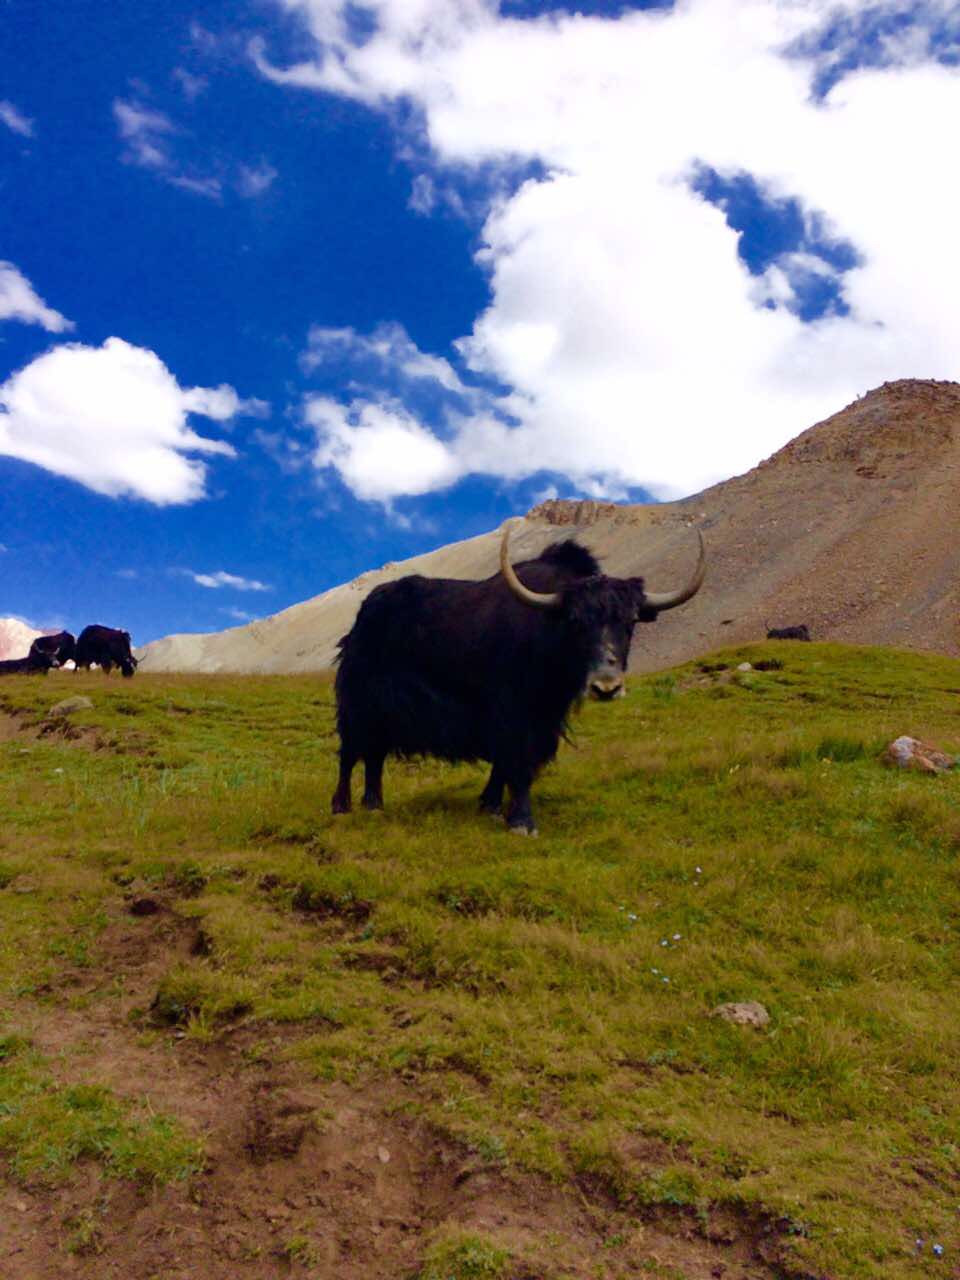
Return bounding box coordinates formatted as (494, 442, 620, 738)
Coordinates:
(332, 519, 705, 834)
(29, 630, 76, 667)
(75, 625, 138, 677)
(0, 650, 57, 675)
(766, 624, 811, 641)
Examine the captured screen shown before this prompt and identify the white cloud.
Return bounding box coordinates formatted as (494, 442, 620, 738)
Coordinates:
(408, 173, 436, 214)
(113, 98, 177, 169)
(0, 337, 265, 504)
(306, 395, 461, 501)
(302, 320, 467, 392)
(0, 262, 73, 332)
(113, 96, 276, 202)
(170, 173, 223, 200)
(184, 570, 271, 591)
(222, 606, 255, 621)
(173, 68, 209, 100)
(237, 161, 278, 197)
(259, 0, 960, 501)
(0, 100, 33, 137)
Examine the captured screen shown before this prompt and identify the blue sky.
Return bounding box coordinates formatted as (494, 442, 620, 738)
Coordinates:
(2, 0, 958, 644)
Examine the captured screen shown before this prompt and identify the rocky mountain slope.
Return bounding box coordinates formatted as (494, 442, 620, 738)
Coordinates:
(139, 379, 960, 675)
(0, 618, 44, 661)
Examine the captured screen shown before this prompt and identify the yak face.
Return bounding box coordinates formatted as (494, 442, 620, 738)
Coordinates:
(501, 521, 706, 706)
(564, 576, 654, 702)
(587, 627, 630, 700)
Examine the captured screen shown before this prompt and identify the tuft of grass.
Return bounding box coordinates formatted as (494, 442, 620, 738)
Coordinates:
(418, 1228, 511, 1280)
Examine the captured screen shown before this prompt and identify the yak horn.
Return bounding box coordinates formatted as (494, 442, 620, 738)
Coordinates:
(500, 518, 562, 609)
(643, 527, 706, 610)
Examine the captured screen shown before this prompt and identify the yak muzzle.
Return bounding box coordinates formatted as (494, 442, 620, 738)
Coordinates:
(589, 676, 626, 701)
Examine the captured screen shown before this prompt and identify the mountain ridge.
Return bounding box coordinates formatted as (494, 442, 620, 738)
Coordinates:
(138, 379, 960, 674)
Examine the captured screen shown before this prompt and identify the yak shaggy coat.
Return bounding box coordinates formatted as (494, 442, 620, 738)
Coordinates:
(331, 525, 704, 833)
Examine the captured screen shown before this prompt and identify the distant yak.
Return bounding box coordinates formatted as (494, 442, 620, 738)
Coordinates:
(75, 625, 138, 677)
(29, 630, 76, 667)
(766, 624, 811, 641)
(0, 650, 57, 676)
(332, 519, 705, 834)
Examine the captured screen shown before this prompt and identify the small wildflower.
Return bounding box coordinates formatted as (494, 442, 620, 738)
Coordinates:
(660, 939, 669, 947)
(651, 968, 659, 974)
(933, 1244, 944, 1258)
(672, 933, 681, 940)
(628, 913, 638, 921)
(662, 976, 670, 983)
(695, 866, 702, 874)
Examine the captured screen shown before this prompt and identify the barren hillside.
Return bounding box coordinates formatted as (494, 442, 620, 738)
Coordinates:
(139, 379, 960, 675)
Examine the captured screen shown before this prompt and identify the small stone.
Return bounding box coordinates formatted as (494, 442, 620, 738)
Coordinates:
(710, 1001, 770, 1029)
(46, 696, 93, 718)
(377, 1146, 391, 1164)
(737, 662, 753, 672)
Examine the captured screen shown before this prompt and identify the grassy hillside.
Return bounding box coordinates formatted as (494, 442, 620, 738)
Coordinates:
(1, 643, 958, 1278)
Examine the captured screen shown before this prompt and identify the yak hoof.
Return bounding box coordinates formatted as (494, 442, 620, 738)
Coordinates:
(331, 797, 351, 815)
(508, 824, 538, 837)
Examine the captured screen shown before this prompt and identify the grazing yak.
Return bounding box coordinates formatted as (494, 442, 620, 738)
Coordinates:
(332, 519, 705, 834)
(75, 625, 138, 677)
(29, 630, 76, 667)
(0, 650, 57, 676)
(766, 624, 811, 641)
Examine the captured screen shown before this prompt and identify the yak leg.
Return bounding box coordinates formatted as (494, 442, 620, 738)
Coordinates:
(331, 746, 358, 814)
(478, 766, 505, 816)
(504, 768, 537, 836)
(361, 752, 386, 811)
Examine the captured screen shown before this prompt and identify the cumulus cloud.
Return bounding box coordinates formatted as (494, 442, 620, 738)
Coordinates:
(0, 262, 73, 332)
(0, 100, 33, 137)
(182, 570, 271, 591)
(307, 395, 461, 501)
(260, 0, 960, 501)
(0, 337, 266, 504)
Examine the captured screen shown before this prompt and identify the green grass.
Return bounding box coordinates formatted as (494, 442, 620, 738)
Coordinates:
(418, 1228, 511, 1279)
(0, 1035, 203, 1184)
(1, 643, 959, 1276)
